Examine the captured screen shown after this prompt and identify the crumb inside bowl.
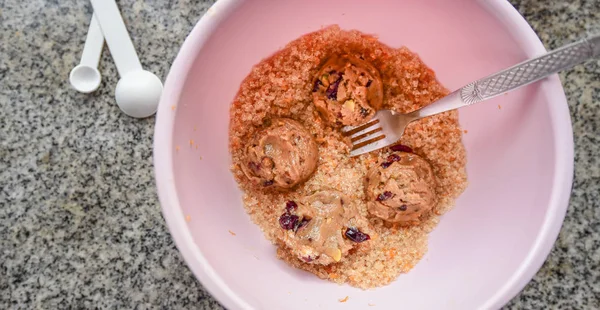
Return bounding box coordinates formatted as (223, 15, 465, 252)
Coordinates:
(154, 0, 573, 309)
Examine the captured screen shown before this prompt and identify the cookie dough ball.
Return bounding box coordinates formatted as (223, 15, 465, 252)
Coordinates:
(240, 118, 318, 190)
(365, 152, 437, 225)
(278, 191, 372, 265)
(312, 55, 383, 126)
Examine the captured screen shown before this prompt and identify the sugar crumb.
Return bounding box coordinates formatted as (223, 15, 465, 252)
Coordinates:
(229, 26, 467, 290)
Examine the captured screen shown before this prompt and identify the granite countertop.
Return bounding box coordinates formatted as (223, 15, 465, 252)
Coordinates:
(0, 0, 598, 309)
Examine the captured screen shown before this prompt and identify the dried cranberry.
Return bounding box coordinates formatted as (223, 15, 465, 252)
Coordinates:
(263, 180, 274, 187)
(380, 161, 392, 169)
(376, 191, 393, 201)
(302, 256, 314, 262)
(345, 227, 370, 243)
(312, 79, 323, 92)
(387, 154, 401, 163)
(390, 144, 413, 153)
(248, 161, 261, 171)
(295, 217, 310, 231)
(399, 205, 408, 211)
(366, 79, 373, 87)
(285, 200, 298, 213)
(279, 213, 299, 230)
(360, 107, 370, 117)
(328, 70, 337, 75)
(325, 75, 343, 100)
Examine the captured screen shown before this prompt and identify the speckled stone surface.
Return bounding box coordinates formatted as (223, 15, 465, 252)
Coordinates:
(0, 0, 598, 309)
(505, 1, 600, 309)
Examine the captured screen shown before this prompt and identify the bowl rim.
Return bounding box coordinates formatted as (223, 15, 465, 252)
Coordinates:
(153, 0, 574, 309)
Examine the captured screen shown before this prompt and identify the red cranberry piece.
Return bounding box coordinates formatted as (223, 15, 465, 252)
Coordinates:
(345, 227, 370, 243)
(360, 107, 370, 117)
(312, 79, 323, 92)
(325, 75, 343, 100)
(302, 256, 314, 262)
(399, 205, 408, 211)
(366, 79, 373, 87)
(387, 154, 401, 163)
(381, 161, 392, 168)
(376, 191, 393, 201)
(285, 201, 298, 213)
(263, 180, 274, 187)
(248, 161, 261, 171)
(390, 144, 413, 153)
(279, 214, 299, 230)
(295, 217, 310, 231)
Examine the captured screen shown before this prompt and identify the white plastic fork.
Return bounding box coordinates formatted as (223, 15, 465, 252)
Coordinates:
(343, 34, 600, 157)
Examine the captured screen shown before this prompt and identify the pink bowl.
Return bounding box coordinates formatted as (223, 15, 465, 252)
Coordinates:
(154, 0, 574, 308)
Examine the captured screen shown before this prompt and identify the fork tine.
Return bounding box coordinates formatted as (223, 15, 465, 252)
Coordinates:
(351, 127, 383, 143)
(351, 134, 386, 151)
(349, 135, 390, 157)
(342, 119, 380, 137)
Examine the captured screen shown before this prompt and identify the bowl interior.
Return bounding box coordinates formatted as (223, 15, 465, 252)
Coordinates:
(158, 0, 571, 309)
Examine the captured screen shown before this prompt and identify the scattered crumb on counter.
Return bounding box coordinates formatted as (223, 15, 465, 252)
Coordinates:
(498, 104, 502, 109)
(193, 126, 197, 131)
(195, 145, 199, 150)
(185, 215, 191, 222)
(175, 145, 180, 152)
(339, 296, 349, 303)
(199, 156, 203, 160)
(463, 129, 468, 134)
(228, 230, 236, 236)
(171, 105, 176, 111)
(189, 139, 194, 146)
(368, 303, 376, 306)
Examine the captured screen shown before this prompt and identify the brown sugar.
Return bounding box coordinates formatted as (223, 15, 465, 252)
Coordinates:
(229, 25, 467, 289)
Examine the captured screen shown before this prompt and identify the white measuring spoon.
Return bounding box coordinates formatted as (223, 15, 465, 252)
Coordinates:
(69, 14, 103, 93)
(90, 0, 163, 118)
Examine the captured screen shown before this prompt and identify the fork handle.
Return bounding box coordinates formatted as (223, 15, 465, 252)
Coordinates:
(417, 34, 600, 118)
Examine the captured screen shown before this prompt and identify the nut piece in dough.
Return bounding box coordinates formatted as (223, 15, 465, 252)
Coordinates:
(240, 118, 318, 190)
(278, 191, 372, 265)
(312, 55, 383, 126)
(365, 152, 437, 225)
